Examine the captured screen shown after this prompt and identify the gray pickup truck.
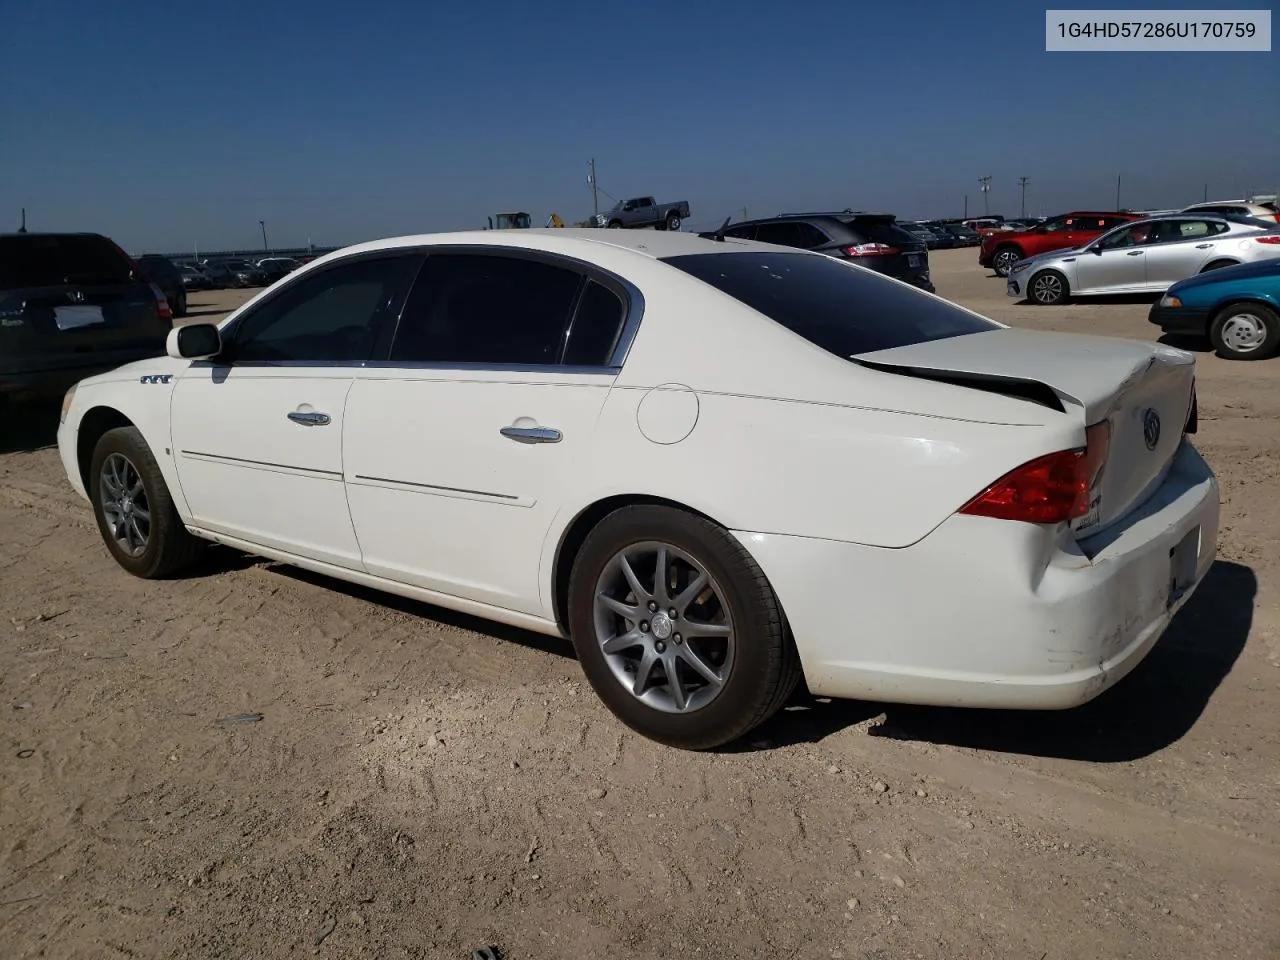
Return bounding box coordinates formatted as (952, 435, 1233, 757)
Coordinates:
(591, 196, 691, 231)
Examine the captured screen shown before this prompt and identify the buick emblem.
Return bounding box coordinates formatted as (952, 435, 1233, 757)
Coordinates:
(1142, 408, 1161, 450)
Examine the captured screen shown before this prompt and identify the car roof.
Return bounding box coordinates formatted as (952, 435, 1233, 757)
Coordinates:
(313, 228, 753, 264)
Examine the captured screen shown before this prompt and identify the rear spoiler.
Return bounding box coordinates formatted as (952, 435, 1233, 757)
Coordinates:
(851, 358, 1067, 413)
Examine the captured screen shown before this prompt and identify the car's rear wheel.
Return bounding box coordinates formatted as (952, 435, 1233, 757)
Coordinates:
(567, 505, 800, 750)
(665, 213, 682, 232)
(173, 290, 187, 317)
(1029, 269, 1069, 305)
(89, 427, 203, 578)
(992, 246, 1023, 277)
(1209, 303, 1280, 361)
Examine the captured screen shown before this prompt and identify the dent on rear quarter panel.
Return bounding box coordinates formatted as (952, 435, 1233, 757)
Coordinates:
(575, 387, 1077, 549)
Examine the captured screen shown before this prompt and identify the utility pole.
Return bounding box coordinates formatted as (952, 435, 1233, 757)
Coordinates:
(1018, 177, 1030, 218)
(963, 194, 968, 219)
(1115, 174, 1121, 211)
(588, 159, 599, 217)
(1203, 183, 1208, 202)
(978, 176, 992, 216)
(18, 207, 27, 233)
(259, 219, 269, 253)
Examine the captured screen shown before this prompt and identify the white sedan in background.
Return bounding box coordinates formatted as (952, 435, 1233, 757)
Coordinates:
(57, 229, 1219, 749)
(1007, 213, 1280, 305)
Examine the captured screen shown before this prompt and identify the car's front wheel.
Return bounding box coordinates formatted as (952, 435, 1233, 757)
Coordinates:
(1210, 303, 1280, 361)
(89, 426, 204, 578)
(567, 505, 801, 750)
(1028, 269, 1069, 305)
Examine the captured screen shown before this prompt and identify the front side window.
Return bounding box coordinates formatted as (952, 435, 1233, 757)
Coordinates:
(390, 253, 584, 365)
(662, 251, 997, 358)
(1095, 225, 1145, 249)
(229, 255, 414, 363)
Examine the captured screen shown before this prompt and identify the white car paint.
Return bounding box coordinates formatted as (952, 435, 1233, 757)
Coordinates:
(57, 229, 1219, 716)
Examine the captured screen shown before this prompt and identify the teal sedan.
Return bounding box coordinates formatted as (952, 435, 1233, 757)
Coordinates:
(1149, 259, 1280, 360)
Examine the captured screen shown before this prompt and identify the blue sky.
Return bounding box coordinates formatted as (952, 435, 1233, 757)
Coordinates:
(1, 0, 1275, 253)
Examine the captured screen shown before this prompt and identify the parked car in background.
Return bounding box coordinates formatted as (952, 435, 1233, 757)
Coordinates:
(1005, 214, 1280, 305)
(591, 196, 691, 231)
(180, 264, 214, 290)
(709, 212, 933, 292)
(1182, 199, 1280, 223)
(198, 261, 237, 288)
(905, 222, 955, 250)
(255, 257, 300, 283)
(136, 254, 188, 318)
(0, 231, 172, 406)
(937, 222, 982, 247)
(56, 228, 1217, 749)
(1149, 258, 1280, 360)
(981, 211, 1140, 276)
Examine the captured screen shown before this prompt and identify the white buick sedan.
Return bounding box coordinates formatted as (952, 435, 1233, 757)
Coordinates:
(57, 229, 1219, 749)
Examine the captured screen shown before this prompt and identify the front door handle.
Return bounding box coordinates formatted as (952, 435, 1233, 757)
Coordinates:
(500, 425, 562, 444)
(1195, 243, 1213, 249)
(1126, 250, 1144, 256)
(287, 410, 331, 426)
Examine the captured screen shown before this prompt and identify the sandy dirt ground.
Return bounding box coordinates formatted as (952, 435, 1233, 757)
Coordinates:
(2, 249, 1277, 959)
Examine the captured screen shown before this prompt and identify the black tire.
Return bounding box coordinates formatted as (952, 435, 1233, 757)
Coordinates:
(89, 426, 204, 578)
(607, 220, 623, 229)
(173, 290, 188, 318)
(1200, 259, 1237, 274)
(992, 246, 1023, 277)
(1209, 302, 1280, 361)
(664, 213, 682, 232)
(1028, 269, 1069, 305)
(567, 505, 801, 750)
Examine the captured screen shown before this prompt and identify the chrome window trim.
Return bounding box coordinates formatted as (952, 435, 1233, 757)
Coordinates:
(210, 242, 646, 374)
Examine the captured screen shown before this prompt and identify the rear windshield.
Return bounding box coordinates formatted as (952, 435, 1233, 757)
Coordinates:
(840, 218, 920, 246)
(0, 234, 133, 288)
(662, 251, 997, 356)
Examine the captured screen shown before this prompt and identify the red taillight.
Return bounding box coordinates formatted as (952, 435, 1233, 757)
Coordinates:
(843, 243, 900, 257)
(959, 422, 1111, 525)
(1253, 235, 1280, 244)
(150, 282, 172, 322)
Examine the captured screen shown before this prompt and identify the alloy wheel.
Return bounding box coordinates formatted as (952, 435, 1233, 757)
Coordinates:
(593, 541, 735, 714)
(994, 249, 1020, 275)
(99, 453, 151, 557)
(1032, 273, 1064, 304)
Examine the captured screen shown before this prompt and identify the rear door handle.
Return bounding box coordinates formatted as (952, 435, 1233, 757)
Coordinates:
(1195, 243, 1213, 249)
(287, 411, 331, 426)
(500, 426, 562, 444)
(1126, 250, 1144, 256)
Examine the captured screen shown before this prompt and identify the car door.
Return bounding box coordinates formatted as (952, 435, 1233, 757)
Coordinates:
(1144, 219, 1229, 288)
(169, 253, 419, 568)
(1073, 223, 1148, 293)
(343, 249, 631, 616)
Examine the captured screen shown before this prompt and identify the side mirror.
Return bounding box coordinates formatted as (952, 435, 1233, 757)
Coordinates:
(166, 323, 222, 360)
(1090, 245, 1103, 255)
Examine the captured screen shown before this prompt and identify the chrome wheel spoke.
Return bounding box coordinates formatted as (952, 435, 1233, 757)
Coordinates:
(681, 621, 731, 639)
(598, 594, 638, 620)
(653, 545, 670, 603)
(131, 504, 150, 523)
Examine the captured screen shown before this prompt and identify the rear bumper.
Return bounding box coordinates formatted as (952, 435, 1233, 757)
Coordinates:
(1148, 303, 1210, 336)
(734, 441, 1219, 710)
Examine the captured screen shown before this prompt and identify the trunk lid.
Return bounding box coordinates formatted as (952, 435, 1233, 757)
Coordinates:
(855, 328, 1197, 533)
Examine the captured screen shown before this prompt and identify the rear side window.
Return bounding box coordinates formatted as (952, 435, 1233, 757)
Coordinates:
(843, 219, 919, 246)
(563, 281, 626, 366)
(391, 253, 584, 365)
(0, 234, 133, 288)
(661, 251, 997, 357)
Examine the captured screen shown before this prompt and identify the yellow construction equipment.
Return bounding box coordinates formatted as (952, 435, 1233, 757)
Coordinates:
(485, 212, 568, 229)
